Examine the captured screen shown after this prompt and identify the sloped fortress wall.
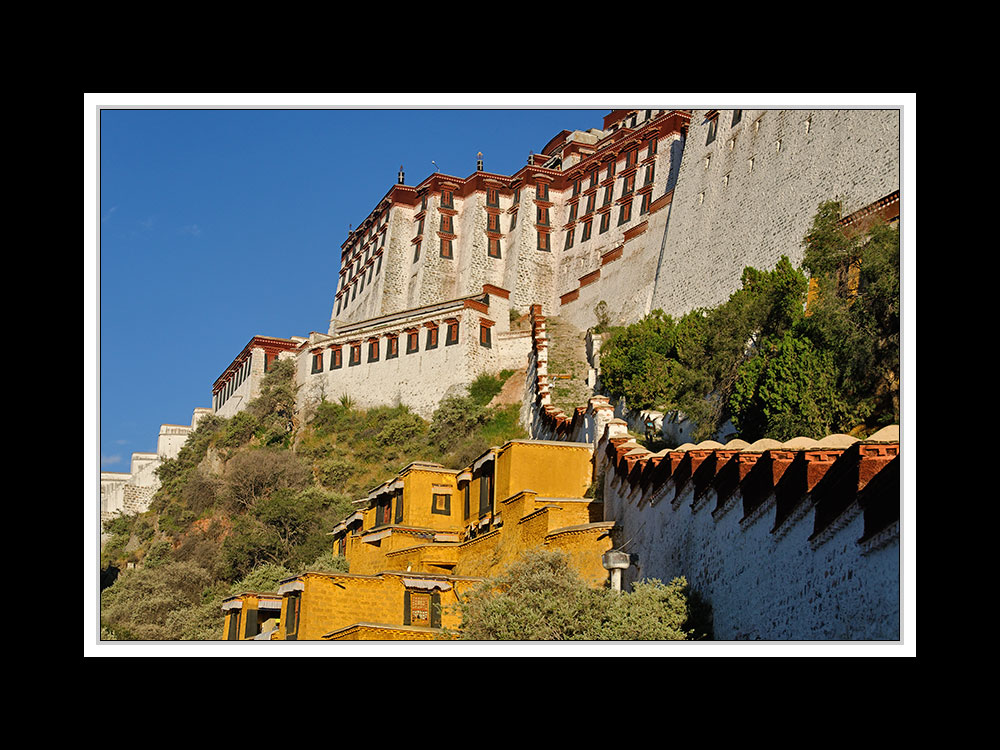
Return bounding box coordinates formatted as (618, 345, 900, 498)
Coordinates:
(650, 108, 900, 317)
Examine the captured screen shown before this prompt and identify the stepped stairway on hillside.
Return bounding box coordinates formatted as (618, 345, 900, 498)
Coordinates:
(544, 317, 594, 415)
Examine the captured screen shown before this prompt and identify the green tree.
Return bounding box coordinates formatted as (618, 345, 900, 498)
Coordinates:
(599, 257, 809, 440)
(729, 330, 856, 441)
(800, 202, 900, 429)
(248, 358, 299, 446)
(598, 310, 679, 410)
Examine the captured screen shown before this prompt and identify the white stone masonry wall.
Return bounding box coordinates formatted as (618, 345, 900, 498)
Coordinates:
(298, 291, 526, 421)
(650, 108, 900, 318)
(553, 130, 685, 331)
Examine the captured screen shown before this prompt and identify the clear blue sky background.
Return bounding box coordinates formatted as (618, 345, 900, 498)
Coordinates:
(98, 105, 608, 472)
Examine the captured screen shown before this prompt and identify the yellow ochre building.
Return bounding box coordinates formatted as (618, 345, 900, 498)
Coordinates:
(221, 439, 615, 640)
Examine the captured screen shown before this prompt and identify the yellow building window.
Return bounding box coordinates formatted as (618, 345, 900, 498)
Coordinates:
(227, 610, 242, 640)
(285, 594, 301, 641)
(432, 493, 451, 515)
(404, 590, 442, 628)
(410, 592, 430, 623)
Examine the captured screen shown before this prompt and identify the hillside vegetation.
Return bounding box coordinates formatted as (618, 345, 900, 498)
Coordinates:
(100, 365, 526, 641)
(598, 201, 900, 443)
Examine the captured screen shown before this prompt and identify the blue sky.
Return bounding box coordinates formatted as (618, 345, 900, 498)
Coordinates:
(96, 102, 609, 471)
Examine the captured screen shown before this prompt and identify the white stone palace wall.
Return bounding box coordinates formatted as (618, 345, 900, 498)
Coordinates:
(554, 131, 684, 324)
(650, 108, 900, 318)
(298, 290, 527, 421)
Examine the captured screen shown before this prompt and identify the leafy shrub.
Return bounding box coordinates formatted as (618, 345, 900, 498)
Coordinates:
(428, 395, 489, 451)
(373, 410, 427, 448)
(171, 527, 223, 572)
(142, 540, 174, 569)
(478, 404, 527, 449)
(316, 454, 358, 487)
(453, 549, 693, 641)
(100, 561, 214, 640)
(217, 411, 259, 452)
(224, 447, 310, 511)
(216, 514, 285, 582)
(467, 371, 513, 406)
(180, 466, 222, 515)
(309, 399, 353, 436)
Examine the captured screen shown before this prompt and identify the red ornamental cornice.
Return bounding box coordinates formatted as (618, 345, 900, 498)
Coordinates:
(623, 221, 649, 242)
(464, 298, 489, 314)
(213, 336, 299, 390)
(649, 191, 673, 214)
(481, 284, 510, 299)
(601, 245, 624, 265)
(837, 191, 900, 233)
(339, 111, 692, 254)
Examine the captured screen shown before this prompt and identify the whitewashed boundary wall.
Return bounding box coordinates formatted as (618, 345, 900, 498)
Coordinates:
(596, 422, 900, 640)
